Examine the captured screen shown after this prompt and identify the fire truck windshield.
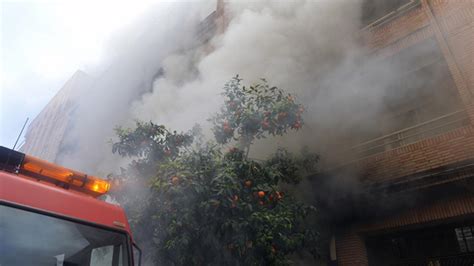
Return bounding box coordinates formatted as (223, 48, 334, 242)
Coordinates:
(0, 204, 131, 266)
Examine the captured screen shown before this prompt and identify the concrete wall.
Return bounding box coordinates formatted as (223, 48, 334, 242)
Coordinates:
(21, 71, 93, 163)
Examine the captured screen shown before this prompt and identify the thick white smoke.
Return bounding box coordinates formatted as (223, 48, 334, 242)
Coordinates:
(130, 0, 369, 161)
(59, 0, 440, 179)
(123, 4, 369, 262)
(129, 0, 449, 168)
(57, 1, 216, 174)
(28, 2, 458, 264)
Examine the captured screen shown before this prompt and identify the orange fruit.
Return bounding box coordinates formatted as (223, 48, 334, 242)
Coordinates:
(246, 241, 253, 248)
(292, 121, 302, 129)
(276, 191, 283, 200)
(258, 191, 265, 198)
(271, 245, 277, 254)
(223, 121, 233, 133)
(171, 176, 179, 185)
(277, 112, 288, 121)
(244, 180, 252, 188)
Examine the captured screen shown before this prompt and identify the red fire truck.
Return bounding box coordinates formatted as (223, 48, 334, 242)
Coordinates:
(0, 146, 141, 266)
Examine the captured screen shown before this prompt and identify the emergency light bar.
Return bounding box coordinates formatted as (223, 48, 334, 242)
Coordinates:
(0, 146, 110, 197)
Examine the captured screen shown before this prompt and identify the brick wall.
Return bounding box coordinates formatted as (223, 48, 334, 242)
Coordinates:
(336, 193, 474, 265)
(362, 0, 472, 101)
(350, 124, 474, 182)
(429, 0, 474, 93)
(335, 1, 474, 265)
(358, 193, 474, 232)
(345, 0, 474, 183)
(373, 24, 434, 58)
(363, 3, 430, 51)
(335, 231, 369, 266)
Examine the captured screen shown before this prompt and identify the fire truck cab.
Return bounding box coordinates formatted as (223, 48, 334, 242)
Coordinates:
(0, 146, 141, 266)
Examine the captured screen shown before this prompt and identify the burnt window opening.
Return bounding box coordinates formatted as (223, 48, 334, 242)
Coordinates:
(366, 222, 474, 266)
(361, 0, 414, 26)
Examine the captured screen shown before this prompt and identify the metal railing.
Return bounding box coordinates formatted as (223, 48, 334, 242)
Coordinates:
(195, 11, 217, 44)
(361, 0, 422, 30)
(389, 252, 474, 266)
(350, 110, 470, 159)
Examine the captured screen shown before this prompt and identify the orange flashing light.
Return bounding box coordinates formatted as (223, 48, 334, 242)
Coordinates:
(20, 155, 110, 197)
(86, 178, 110, 194)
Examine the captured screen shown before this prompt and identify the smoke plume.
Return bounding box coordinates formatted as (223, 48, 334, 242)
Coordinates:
(56, 1, 216, 174)
(58, 0, 434, 175)
(130, 0, 367, 160)
(46, 1, 462, 264)
(127, 0, 456, 168)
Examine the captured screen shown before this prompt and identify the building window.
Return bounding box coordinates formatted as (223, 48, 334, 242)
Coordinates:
(366, 223, 474, 265)
(455, 226, 474, 253)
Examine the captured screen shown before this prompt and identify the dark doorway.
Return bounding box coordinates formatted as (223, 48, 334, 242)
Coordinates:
(366, 221, 474, 265)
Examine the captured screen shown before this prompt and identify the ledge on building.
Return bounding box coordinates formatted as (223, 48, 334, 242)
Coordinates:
(362, 0, 422, 31)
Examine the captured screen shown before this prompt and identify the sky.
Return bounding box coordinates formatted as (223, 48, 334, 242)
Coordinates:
(0, 0, 156, 148)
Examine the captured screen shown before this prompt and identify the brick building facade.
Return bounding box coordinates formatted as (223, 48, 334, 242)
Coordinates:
(327, 0, 474, 265)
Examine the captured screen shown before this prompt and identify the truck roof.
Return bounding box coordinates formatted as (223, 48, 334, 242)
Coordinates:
(0, 170, 132, 235)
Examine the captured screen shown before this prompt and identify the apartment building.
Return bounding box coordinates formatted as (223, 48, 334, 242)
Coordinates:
(323, 0, 474, 265)
(20, 70, 93, 162)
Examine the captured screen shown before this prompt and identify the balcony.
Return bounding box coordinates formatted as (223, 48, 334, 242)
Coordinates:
(361, 0, 421, 30)
(194, 11, 218, 44)
(350, 109, 470, 160)
(389, 253, 474, 266)
(367, 223, 474, 266)
(322, 33, 473, 184)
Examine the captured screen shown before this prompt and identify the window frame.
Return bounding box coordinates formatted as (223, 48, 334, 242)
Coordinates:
(361, 0, 420, 28)
(0, 200, 134, 266)
(132, 243, 142, 266)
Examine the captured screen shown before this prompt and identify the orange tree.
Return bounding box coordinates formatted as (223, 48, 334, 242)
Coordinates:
(112, 76, 319, 265)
